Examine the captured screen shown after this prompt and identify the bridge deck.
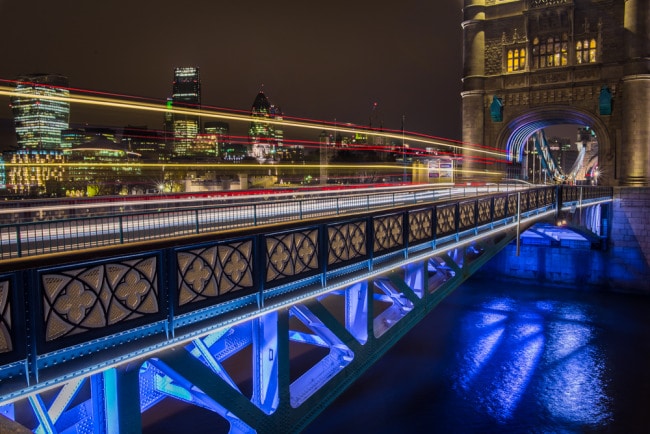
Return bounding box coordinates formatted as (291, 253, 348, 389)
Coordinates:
(0, 186, 613, 432)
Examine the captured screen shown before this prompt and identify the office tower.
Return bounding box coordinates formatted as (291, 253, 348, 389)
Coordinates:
(248, 90, 284, 160)
(204, 121, 230, 158)
(61, 128, 86, 150)
(171, 67, 200, 158)
(10, 74, 70, 150)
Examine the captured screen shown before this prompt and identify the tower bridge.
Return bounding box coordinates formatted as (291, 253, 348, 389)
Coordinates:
(0, 185, 613, 432)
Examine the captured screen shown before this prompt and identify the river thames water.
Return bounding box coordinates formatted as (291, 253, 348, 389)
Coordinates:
(305, 279, 650, 434)
(143, 278, 650, 433)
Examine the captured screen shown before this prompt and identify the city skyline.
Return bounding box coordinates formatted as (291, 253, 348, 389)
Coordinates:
(0, 1, 464, 144)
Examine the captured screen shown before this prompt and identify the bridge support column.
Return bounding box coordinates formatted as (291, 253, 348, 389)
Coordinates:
(104, 365, 142, 434)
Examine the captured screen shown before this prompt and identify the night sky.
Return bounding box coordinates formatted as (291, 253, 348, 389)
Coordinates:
(0, 1, 464, 145)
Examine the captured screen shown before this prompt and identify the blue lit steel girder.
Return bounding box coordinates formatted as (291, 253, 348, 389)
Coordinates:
(1, 229, 519, 433)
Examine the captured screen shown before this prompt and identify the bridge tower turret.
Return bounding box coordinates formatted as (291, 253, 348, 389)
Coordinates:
(461, 0, 487, 179)
(460, 0, 649, 186)
(620, 0, 650, 185)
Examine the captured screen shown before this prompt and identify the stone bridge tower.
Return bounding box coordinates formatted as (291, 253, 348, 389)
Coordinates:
(461, 0, 649, 186)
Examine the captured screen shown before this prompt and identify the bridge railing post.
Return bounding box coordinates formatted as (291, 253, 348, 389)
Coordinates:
(118, 216, 124, 245)
(579, 186, 583, 225)
(26, 268, 39, 385)
(319, 223, 328, 287)
(366, 214, 374, 271)
(403, 209, 409, 258)
(488, 196, 493, 229)
(15, 225, 22, 258)
(256, 233, 266, 307)
(516, 192, 521, 256)
(454, 202, 460, 242)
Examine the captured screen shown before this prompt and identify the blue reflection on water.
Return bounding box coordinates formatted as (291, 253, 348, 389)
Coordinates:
(456, 327, 505, 391)
(453, 295, 612, 428)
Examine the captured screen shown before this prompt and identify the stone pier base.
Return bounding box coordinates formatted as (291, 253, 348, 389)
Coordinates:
(474, 187, 650, 294)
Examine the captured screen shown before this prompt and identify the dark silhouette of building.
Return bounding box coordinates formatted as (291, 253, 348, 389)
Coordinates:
(121, 125, 165, 162)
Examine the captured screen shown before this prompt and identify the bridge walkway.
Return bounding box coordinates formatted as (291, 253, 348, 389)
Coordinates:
(0, 186, 613, 433)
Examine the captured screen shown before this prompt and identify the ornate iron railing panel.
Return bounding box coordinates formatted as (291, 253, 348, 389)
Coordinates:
(0, 278, 13, 355)
(177, 239, 255, 308)
(494, 195, 507, 220)
(507, 193, 518, 216)
(563, 186, 579, 203)
(560, 185, 614, 209)
(477, 197, 493, 225)
(327, 220, 368, 268)
(544, 188, 554, 205)
(408, 209, 433, 244)
(373, 213, 404, 254)
(529, 189, 538, 210)
(458, 201, 477, 231)
(38, 253, 164, 349)
(435, 204, 457, 237)
(266, 229, 320, 287)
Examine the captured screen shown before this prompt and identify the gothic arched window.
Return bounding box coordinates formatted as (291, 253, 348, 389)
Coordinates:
(507, 48, 526, 72)
(506, 45, 527, 73)
(532, 34, 568, 69)
(576, 38, 597, 64)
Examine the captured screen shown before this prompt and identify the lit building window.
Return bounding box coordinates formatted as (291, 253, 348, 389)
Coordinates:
(532, 34, 568, 69)
(507, 48, 526, 72)
(576, 38, 597, 64)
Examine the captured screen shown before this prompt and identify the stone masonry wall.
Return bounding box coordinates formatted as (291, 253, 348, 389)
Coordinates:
(607, 187, 650, 292)
(474, 187, 650, 294)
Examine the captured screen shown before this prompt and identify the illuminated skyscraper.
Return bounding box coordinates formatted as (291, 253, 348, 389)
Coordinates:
(204, 121, 230, 158)
(248, 90, 286, 160)
(10, 74, 70, 150)
(171, 67, 201, 158)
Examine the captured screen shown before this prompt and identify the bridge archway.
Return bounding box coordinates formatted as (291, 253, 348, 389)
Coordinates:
(497, 106, 609, 164)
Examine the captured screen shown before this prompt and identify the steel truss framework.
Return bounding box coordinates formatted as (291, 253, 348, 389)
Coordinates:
(0, 186, 613, 433)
